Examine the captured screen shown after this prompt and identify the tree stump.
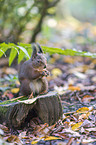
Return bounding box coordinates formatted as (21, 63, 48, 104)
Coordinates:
(0, 92, 62, 128)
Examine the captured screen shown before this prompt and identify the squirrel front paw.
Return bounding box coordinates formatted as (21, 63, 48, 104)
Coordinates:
(42, 70, 50, 77)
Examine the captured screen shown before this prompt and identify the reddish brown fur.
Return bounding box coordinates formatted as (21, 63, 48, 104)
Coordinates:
(18, 44, 49, 96)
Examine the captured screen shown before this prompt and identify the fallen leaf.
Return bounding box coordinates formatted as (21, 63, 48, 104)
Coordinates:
(31, 140, 40, 144)
(80, 127, 85, 133)
(79, 112, 90, 120)
(82, 138, 96, 143)
(82, 95, 94, 103)
(6, 135, 21, 143)
(76, 107, 89, 113)
(2, 91, 14, 99)
(51, 68, 62, 78)
(19, 131, 27, 138)
(0, 129, 4, 135)
(0, 124, 9, 132)
(68, 85, 81, 91)
(20, 98, 37, 104)
(7, 93, 14, 99)
(44, 136, 60, 141)
(11, 88, 19, 94)
(74, 72, 87, 79)
(81, 119, 93, 127)
(67, 137, 75, 145)
(72, 122, 83, 131)
(31, 134, 60, 144)
(85, 127, 96, 132)
(61, 129, 81, 137)
(69, 70, 87, 79)
(88, 106, 93, 111)
(31, 137, 44, 145)
(89, 114, 95, 121)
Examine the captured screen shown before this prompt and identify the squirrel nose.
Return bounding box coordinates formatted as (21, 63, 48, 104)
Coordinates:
(44, 65, 46, 68)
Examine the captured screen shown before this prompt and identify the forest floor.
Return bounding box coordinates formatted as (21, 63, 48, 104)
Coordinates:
(0, 20, 96, 145)
(0, 55, 96, 145)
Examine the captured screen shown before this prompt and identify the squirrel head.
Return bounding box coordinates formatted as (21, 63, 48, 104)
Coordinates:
(31, 43, 47, 71)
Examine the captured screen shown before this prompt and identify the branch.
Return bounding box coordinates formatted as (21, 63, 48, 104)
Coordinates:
(6, 3, 35, 43)
(48, 0, 60, 8)
(30, 0, 60, 42)
(30, 0, 49, 42)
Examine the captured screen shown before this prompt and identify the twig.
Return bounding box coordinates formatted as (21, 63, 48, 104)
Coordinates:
(76, 92, 89, 106)
(61, 101, 73, 105)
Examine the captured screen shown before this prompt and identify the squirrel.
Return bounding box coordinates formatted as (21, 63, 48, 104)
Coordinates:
(18, 43, 49, 96)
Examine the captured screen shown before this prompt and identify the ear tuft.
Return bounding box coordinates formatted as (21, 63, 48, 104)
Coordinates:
(31, 44, 37, 60)
(37, 43, 43, 53)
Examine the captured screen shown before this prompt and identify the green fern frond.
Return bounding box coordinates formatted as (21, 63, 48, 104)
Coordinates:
(0, 42, 96, 66)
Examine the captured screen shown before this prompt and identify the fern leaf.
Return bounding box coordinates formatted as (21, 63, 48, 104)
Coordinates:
(42, 46, 96, 58)
(9, 48, 18, 66)
(0, 43, 9, 57)
(0, 42, 96, 66)
(18, 49, 25, 64)
(0, 49, 7, 57)
(17, 45, 30, 59)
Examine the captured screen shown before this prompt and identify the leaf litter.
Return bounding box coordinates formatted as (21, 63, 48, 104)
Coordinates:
(0, 55, 96, 144)
(0, 22, 96, 144)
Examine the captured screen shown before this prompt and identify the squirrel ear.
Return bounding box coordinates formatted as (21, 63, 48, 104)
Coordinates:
(31, 44, 37, 59)
(37, 43, 43, 53)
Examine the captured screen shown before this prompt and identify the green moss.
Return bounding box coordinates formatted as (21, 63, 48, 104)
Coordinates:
(0, 96, 28, 105)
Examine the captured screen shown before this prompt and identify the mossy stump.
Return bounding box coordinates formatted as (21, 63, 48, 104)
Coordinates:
(0, 91, 62, 128)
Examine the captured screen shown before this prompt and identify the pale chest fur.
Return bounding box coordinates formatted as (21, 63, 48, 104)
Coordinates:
(29, 80, 43, 94)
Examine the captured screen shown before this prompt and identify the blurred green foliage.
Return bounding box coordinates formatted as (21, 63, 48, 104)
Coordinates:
(0, 0, 60, 43)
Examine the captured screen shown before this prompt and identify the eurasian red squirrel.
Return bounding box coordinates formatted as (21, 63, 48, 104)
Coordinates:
(18, 43, 49, 96)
